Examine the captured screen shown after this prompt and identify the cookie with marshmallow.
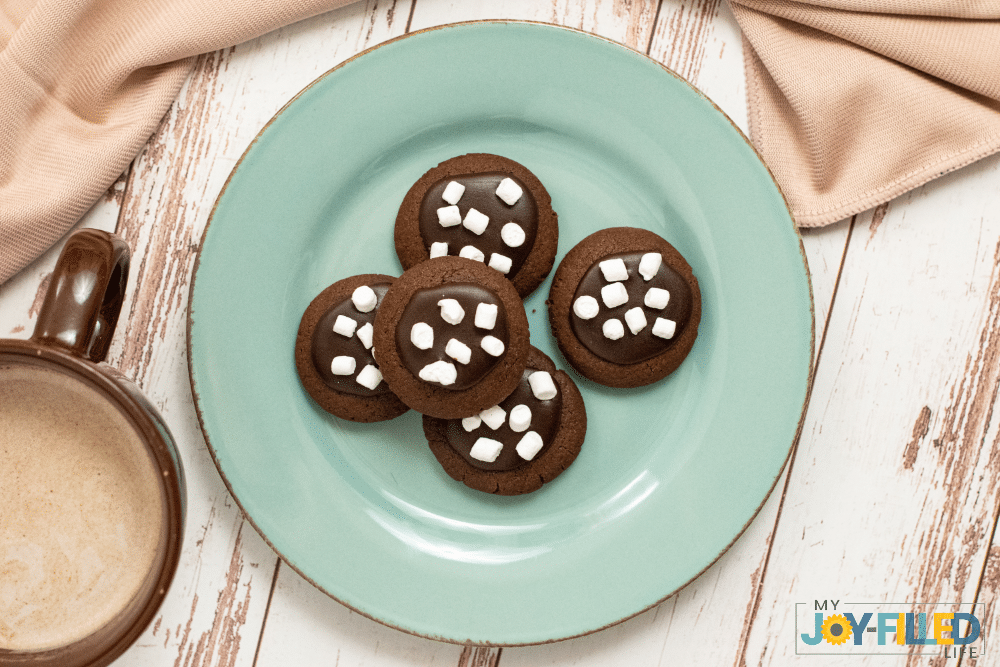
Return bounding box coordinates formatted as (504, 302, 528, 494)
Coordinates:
(372, 256, 530, 419)
(423, 347, 587, 495)
(394, 153, 558, 298)
(547, 227, 701, 388)
(295, 274, 409, 422)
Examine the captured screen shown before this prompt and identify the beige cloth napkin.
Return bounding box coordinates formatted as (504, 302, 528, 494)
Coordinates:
(0, 0, 354, 285)
(2, 1, 999, 285)
(730, 0, 1000, 227)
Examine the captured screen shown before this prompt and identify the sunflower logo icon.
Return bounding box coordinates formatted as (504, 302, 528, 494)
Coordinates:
(821, 614, 853, 645)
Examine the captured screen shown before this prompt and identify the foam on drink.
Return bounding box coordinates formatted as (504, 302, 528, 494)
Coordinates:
(0, 363, 165, 651)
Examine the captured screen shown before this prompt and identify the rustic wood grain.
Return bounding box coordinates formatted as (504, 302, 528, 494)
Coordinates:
(973, 545, 1000, 666)
(648, 0, 747, 130)
(0, 2, 872, 666)
(112, 47, 228, 384)
(457, 647, 503, 667)
(408, 0, 659, 50)
(648, 0, 721, 80)
(108, 46, 277, 667)
(97, 3, 416, 667)
(252, 570, 470, 666)
(741, 152, 1000, 666)
(1, 0, 995, 664)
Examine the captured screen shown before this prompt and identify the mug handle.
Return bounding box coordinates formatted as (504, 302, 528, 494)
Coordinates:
(32, 229, 131, 363)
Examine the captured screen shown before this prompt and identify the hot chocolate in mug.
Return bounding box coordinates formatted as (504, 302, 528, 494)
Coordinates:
(0, 229, 185, 667)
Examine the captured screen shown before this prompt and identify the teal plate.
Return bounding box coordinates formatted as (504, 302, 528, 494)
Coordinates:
(188, 21, 813, 645)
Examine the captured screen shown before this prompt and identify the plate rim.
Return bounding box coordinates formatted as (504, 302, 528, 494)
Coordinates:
(186, 18, 816, 645)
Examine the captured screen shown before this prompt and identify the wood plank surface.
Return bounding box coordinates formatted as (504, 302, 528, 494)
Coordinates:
(96, 3, 417, 666)
(407, 0, 660, 49)
(0, 2, 851, 666)
(14, 1, 969, 666)
(742, 152, 1000, 666)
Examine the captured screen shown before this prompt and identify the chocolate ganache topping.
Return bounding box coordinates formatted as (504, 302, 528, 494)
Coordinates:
(570, 251, 693, 364)
(445, 367, 562, 471)
(395, 283, 509, 391)
(418, 173, 538, 277)
(311, 282, 390, 396)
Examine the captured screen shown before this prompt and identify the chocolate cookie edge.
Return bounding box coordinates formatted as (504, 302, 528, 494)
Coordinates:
(423, 346, 587, 495)
(394, 153, 558, 298)
(547, 227, 702, 388)
(294, 274, 409, 422)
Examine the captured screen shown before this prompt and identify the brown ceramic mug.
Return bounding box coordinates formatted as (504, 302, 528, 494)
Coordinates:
(0, 229, 185, 666)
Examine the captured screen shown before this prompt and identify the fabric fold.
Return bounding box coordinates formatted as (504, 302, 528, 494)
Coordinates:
(731, 0, 1000, 226)
(0, 0, 354, 285)
(2, 0, 1000, 285)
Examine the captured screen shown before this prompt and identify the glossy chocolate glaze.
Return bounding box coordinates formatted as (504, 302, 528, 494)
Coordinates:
(418, 173, 537, 275)
(311, 282, 390, 396)
(445, 367, 562, 471)
(395, 283, 509, 391)
(570, 252, 693, 364)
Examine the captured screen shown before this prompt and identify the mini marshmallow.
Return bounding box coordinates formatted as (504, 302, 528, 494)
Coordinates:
(481, 336, 505, 356)
(474, 303, 498, 330)
(501, 222, 526, 248)
(516, 431, 544, 461)
(508, 404, 532, 432)
(644, 287, 670, 309)
(462, 415, 482, 432)
(459, 245, 485, 263)
(488, 253, 512, 275)
(410, 322, 434, 349)
(601, 282, 629, 309)
(351, 285, 377, 313)
(429, 241, 449, 259)
(445, 338, 472, 365)
(462, 208, 490, 235)
(333, 315, 357, 337)
(356, 322, 374, 349)
(652, 317, 677, 340)
(479, 405, 507, 430)
(437, 298, 465, 325)
(437, 205, 462, 227)
(638, 252, 662, 281)
(495, 177, 523, 205)
(573, 295, 599, 320)
(603, 318, 625, 340)
(330, 356, 356, 375)
(470, 437, 503, 463)
(624, 307, 647, 335)
(527, 371, 558, 400)
(356, 365, 383, 390)
(442, 180, 465, 205)
(419, 360, 457, 386)
(599, 258, 629, 282)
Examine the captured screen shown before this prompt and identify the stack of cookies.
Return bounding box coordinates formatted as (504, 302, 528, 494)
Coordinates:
(295, 154, 701, 495)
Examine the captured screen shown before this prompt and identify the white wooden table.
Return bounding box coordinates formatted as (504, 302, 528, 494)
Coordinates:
(3, 1, 1000, 665)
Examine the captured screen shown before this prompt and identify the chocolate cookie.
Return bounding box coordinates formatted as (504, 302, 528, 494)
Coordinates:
(547, 227, 701, 388)
(394, 153, 558, 298)
(295, 274, 409, 422)
(372, 257, 530, 419)
(423, 346, 586, 495)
